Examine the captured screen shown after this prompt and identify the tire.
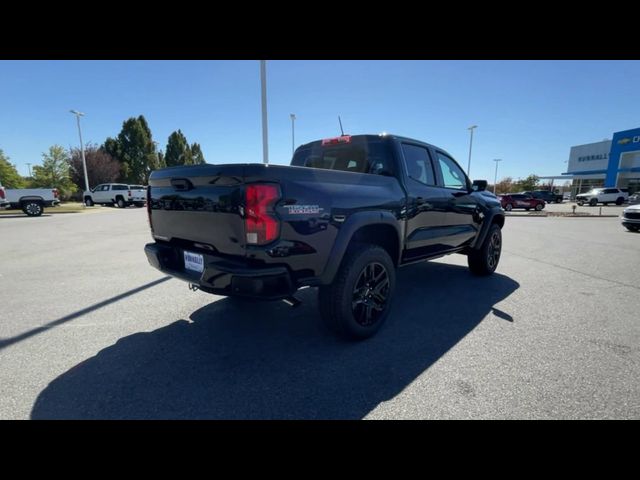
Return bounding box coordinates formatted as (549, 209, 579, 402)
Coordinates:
(624, 224, 639, 232)
(468, 223, 502, 276)
(589, 198, 598, 206)
(577, 201, 584, 206)
(525, 208, 530, 211)
(504, 203, 513, 211)
(84, 196, 94, 207)
(22, 201, 43, 217)
(616, 197, 624, 205)
(318, 243, 396, 340)
(116, 197, 126, 208)
(535, 203, 543, 211)
(134, 203, 145, 208)
(604, 202, 609, 206)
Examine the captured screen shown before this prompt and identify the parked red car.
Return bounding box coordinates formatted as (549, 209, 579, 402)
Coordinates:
(498, 193, 545, 211)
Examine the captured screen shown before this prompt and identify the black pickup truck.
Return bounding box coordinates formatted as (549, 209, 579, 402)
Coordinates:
(144, 134, 505, 339)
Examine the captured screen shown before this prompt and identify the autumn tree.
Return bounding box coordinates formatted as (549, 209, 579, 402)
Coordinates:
(69, 144, 120, 191)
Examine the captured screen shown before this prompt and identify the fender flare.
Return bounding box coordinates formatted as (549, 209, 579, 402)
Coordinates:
(317, 210, 402, 285)
(471, 207, 504, 250)
(19, 196, 45, 204)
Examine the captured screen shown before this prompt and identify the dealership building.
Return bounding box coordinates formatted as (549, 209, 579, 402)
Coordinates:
(561, 127, 640, 195)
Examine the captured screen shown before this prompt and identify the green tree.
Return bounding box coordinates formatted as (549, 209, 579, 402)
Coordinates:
(0, 149, 26, 188)
(165, 130, 193, 166)
(515, 174, 540, 192)
(31, 145, 76, 199)
(191, 142, 206, 164)
(104, 115, 159, 184)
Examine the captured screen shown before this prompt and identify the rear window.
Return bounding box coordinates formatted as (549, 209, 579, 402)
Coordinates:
(292, 138, 394, 176)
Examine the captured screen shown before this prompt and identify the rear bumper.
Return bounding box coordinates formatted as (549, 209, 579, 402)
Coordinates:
(144, 242, 295, 300)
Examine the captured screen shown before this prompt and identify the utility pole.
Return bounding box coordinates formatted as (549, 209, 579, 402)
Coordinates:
(290, 113, 296, 156)
(260, 60, 269, 165)
(493, 159, 503, 194)
(467, 125, 477, 177)
(26, 163, 32, 177)
(70, 110, 90, 195)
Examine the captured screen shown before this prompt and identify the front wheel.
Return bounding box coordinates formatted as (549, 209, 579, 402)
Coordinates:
(577, 201, 584, 206)
(535, 203, 544, 211)
(22, 201, 43, 217)
(625, 224, 639, 232)
(468, 223, 502, 276)
(84, 196, 94, 207)
(504, 203, 513, 211)
(589, 198, 598, 206)
(319, 243, 396, 340)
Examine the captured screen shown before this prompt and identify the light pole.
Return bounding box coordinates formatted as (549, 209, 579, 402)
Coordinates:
(26, 163, 32, 177)
(260, 60, 269, 165)
(467, 125, 477, 177)
(70, 110, 90, 196)
(493, 158, 502, 194)
(290, 113, 296, 156)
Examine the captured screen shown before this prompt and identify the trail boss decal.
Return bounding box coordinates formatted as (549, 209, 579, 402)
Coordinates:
(284, 205, 324, 215)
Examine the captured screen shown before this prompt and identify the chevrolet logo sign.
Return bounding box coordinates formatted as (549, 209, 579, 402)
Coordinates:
(617, 137, 632, 145)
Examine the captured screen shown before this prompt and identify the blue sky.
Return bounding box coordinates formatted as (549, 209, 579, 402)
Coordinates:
(1, 60, 639, 183)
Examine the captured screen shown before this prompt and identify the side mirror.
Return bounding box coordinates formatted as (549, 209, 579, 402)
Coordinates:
(472, 179, 488, 192)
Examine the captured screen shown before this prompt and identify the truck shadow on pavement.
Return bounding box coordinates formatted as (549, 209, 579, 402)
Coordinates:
(31, 262, 519, 419)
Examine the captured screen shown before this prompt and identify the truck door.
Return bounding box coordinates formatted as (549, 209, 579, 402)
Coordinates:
(400, 142, 450, 261)
(432, 150, 478, 248)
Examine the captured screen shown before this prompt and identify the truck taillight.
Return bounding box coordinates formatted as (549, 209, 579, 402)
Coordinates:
(0, 189, 4, 199)
(52, 189, 58, 198)
(128, 190, 132, 197)
(245, 184, 280, 245)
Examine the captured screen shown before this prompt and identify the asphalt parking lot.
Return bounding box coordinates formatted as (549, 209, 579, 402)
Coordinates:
(0, 207, 638, 419)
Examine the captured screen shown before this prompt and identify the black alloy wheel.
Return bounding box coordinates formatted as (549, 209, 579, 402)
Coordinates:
(351, 262, 390, 327)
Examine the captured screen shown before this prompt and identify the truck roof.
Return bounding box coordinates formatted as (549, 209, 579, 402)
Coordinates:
(296, 133, 453, 158)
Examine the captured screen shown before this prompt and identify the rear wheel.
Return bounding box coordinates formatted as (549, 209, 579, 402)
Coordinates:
(116, 197, 126, 208)
(468, 223, 502, 276)
(319, 243, 395, 340)
(504, 203, 513, 211)
(22, 201, 43, 217)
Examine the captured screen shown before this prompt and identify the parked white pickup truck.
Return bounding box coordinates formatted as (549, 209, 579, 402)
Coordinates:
(83, 183, 146, 208)
(4, 188, 60, 216)
(575, 188, 629, 206)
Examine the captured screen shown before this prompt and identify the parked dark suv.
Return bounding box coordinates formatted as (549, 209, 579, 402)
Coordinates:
(499, 193, 545, 211)
(522, 190, 563, 203)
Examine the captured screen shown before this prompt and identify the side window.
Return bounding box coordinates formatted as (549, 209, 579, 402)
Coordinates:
(103, 185, 111, 191)
(401, 144, 436, 186)
(436, 152, 467, 190)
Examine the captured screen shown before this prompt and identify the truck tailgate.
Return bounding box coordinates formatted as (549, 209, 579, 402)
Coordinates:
(148, 165, 246, 257)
